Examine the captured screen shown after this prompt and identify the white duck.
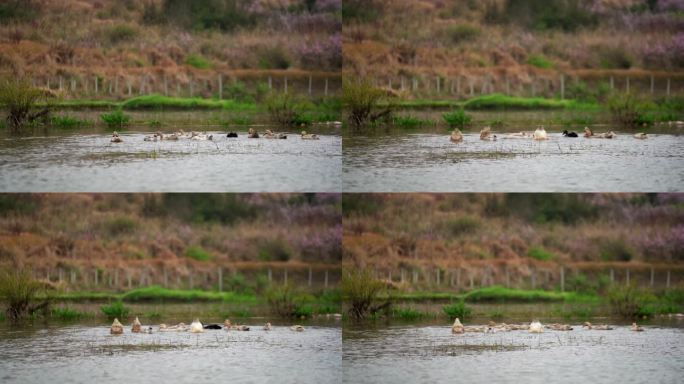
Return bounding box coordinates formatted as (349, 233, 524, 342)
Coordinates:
(529, 320, 543, 333)
(633, 133, 647, 139)
(290, 325, 305, 332)
(131, 317, 142, 333)
(450, 129, 463, 143)
(451, 318, 464, 334)
(110, 318, 124, 334)
(533, 126, 548, 140)
(190, 318, 204, 333)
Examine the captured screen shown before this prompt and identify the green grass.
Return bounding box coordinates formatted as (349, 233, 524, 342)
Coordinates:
(121, 94, 257, 111)
(49, 115, 91, 128)
(463, 286, 594, 302)
(442, 109, 472, 128)
(100, 110, 130, 128)
(463, 94, 593, 110)
(527, 246, 555, 261)
(51, 307, 92, 320)
(184, 246, 213, 262)
(185, 54, 212, 69)
(527, 54, 554, 69)
(100, 301, 129, 319)
(121, 286, 257, 303)
(442, 301, 472, 319)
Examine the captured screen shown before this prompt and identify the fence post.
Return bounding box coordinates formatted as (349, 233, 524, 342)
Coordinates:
(667, 270, 671, 288)
(469, 273, 474, 289)
(505, 75, 510, 95)
(626, 269, 630, 285)
(650, 267, 654, 287)
(436, 76, 440, 93)
(505, 266, 510, 287)
(666, 78, 671, 97)
(610, 76, 614, 90)
(456, 268, 461, 288)
(560, 74, 565, 99)
(163, 267, 168, 287)
(626, 77, 630, 92)
(401, 268, 405, 283)
(560, 267, 565, 292)
(412, 269, 418, 284)
(650, 75, 654, 94)
(610, 268, 614, 283)
(268, 76, 272, 89)
(189, 78, 194, 97)
(412, 77, 418, 92)
(218, 267, 223, 292)
(387, 269, 392, 282)
(58, 76, 63, 91)
(324, 270, 329, 288)
(307, 75, 312, 95)
(308, 267, 313, 286)
(284, 77, 288, 92)
(58, 268, 64, 283)
(164, 75, 169, 96)
(436, 269, 440, 285)
(268, 268, 272, 282)
(456, 76, 461, 96)
(94, 268, 98, 286)
(127, 79, 132, 96)
(324, 78, 328, 96)
(127, 271, 132, 289)
(284, 269, 288, 284)
(531, 268, 536, 289)
(71, 78, 76, 92)
(401, 76, 405, 90)
(189, 272, 194, 289)
(71, 270, 76, 284)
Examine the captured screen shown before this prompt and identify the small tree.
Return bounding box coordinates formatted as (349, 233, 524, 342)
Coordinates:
(342, 78, 392, 130)
(264, 91, 311, 126)
(342, 268, 389, 319)
(0, 268, 51, 321)
(0, 77, 54, 133)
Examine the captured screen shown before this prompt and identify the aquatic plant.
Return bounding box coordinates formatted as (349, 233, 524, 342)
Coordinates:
(342, 78, 392, 129)
(392, 307, 433, 320)
(0, 268, 50, 321)
(606, 93, 655, 128)
(442, 109, 471, 128)
(263, 91, 311, 126)
(265, 283, 313, 318)
(442, 301, 472, 319)
(100, 109, 130, 128)
(392, 115, 433, 128)
(0, 77, 54, 133)
(50, 115, 90, 129)
(51, 307, 92, 320)
(342, 269, 388, 320)
(100, 301, 129, 319)
(607, 284, 656, 318)
(146, 119, 162, 128)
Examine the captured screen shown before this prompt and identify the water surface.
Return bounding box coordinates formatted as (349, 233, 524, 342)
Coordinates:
(0, 129, 341, 192)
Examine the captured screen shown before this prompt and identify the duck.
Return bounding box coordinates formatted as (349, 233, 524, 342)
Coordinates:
(582, 322, 613, 330)
(480, 126, 495, 141)
(562, 130, 578, 137)
(631, 322, 644, 332)
(301, 131, 319, 140)
(450, 128, 463, 143)
(110, 318, 124, 334)
(545, 323, 573, 331)
(529, 320, 543, 333)
(263, 129, 287, 139)
(159, 322, 188, 332)
(290, 325, 305, 332)
(131, 317, 142, 333)
(248, 128, 259, 138)
(203, 323, 223, 330)
(264, 322, 272, 331)
(190, 318, 204, 333)
(110, 132, 123, 143)
(633, 133, 647, 139)
(226, 132, 238, 138)
(451, 318, 464, 334)
(165, 133, 179, 141)
(533, 126, 548, 140)
(234, 325, 250, 331)
(505, 131, 533, 139)
(584, 127, 616, 139)
(191, 133, 213, 141)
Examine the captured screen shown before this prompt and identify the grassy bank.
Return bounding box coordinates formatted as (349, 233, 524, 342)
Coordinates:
(52, 287, 257, 303)
(388, 286, 597, 303)
(392, 94, 599, 111)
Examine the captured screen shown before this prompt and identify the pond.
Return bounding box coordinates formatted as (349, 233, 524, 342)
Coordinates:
(0, 127, 341, 192)
(343, 316, 684, 384)
(0, 315, 341, 384)
(343, 128, 684, 192)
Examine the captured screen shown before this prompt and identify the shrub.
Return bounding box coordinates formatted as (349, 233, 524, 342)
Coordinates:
(598, 46, 633, 69)
(100, 110, 130, 128)
(446, 24, 480, 45)
(265, 283, 312, 318)
(100, 301, 129, 319)
(0, 268, 49, 321)
(258, 238, 293, 262)
(503, 0, 597, 31)
(51, 307, 91, 320)
(185, 54, 212, 69)
(527, 54, 554, 69)
(103, 216, 137, 236)
(599, 239, 636, 262)
(608, 284, 658, 318)
(392, 307, 432, 320)
(527, 246, 554, 261)
(443, 301, 472, 319)
(264, 91, 311, 126)
(442, 109, 471, 128)
(258, 46, 291, 70)
(606, 93, 647, 128)
(105, 25, 137, 45)
(0, 77, 53, 133)
(443, 216, 480, 236)
(342, 78, 392, 129)
(342, 269, 388, 320)
(224, 273, 253, 294)
(185, 246, 213, 261)
(147, 119, 162, 128)
(393, 115, 433, 128)
(50, 115, 90, 129)
(161, 0, 256, 31)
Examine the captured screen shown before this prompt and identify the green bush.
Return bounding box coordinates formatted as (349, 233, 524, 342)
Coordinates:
(442, 109, 471, 128)
(446, 24, 480, 45)
(50, 115, 90, 129)
(224, 81, 253, 103)
(607, 285, 656, 318)
(342, 269, 388, 320)
(0, 77, 53, 133)
(264, 91, 311, 126)
(100, 110, 130, 128)
(393, 115, 433, 128)
(51, 307, 91, 320)
(103, 216, 137, 237)
(443, 216, 480, 236)
(100, 301, 129, 319)
(503, 0, 598, 31)
(443, 301, 472, 319)
(224, 272, 253, 294)
(258, 46, 291, 70)
(258, 239, 293, 262)
(342, 78, 392, 129)
(527, 54, 554, 69)
(599, 239, 636, 262)
(527, 246, 554, 261)
(161, 0, 256, 31)
(105, 25, 137, 44)
(599, 46, 633, 69)
(265, 283, 312, 318)
(0, 268, 49, 321)
(185, 54, 212, 69)
(342, 194, 383, 216)
(185, 246, 213, 262)
(392, 307, 432, 320)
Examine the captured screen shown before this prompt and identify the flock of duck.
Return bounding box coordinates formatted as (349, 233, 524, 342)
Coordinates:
(109, 317, 305, 335)
(110, 129, 320, 143)
(450, 318, 645, 334)
(449, 126, 649, 143)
